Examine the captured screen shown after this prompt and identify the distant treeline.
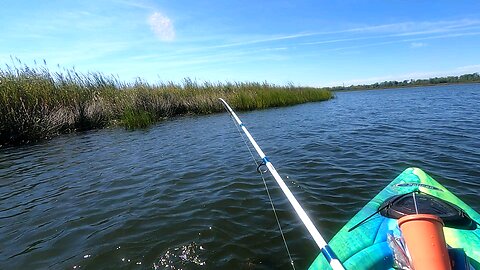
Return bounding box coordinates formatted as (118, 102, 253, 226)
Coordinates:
(329, 73, 480, 91)
(0, 64, 332, 146)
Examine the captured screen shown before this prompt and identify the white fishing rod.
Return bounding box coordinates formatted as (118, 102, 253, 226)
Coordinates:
(219, 98, 345, 270)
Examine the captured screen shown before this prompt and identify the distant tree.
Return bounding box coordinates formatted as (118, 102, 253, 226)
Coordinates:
(330, 72, 480, 91)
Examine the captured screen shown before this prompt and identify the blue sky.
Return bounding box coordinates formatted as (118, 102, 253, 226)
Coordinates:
(1, 0, 480, 86)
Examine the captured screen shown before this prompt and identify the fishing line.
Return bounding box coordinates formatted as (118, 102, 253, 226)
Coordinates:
(219, 98, 345, 270)
(226, 110, 296, 270)
(413, 192, 419, 214)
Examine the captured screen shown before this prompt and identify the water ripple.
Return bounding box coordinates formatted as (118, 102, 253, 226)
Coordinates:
(0, 84, 479, 269)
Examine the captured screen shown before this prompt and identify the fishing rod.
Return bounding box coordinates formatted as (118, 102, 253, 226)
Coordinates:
(219, 98, 345, 270)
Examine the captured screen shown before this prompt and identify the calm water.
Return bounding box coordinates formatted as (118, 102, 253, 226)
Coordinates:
(1, 84, 479, 269)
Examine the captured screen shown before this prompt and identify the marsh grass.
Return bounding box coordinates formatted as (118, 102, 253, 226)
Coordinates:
(121, 109, 155, 130)
(0, 63, 332, 145)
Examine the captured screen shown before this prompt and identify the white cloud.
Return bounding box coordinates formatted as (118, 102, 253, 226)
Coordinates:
(206, 32, 315, 49)
(113, 0, 154, 10)
(410, 42, 427, 48)
(148, 12, 175, 41)
(456, 64, 480, 73)
(191, 19, 480, 52)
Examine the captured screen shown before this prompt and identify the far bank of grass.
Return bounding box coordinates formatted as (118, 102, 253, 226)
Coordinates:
(0, 65, 333, 146)
(328, 73, 480, 92)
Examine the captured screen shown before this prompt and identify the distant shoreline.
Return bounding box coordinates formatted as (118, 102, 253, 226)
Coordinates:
(328, 73, 480, 92)
(332, 81, 480, 92)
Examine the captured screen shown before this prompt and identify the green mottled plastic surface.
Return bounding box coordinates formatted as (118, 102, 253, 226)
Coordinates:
(309, 167, 480, 270)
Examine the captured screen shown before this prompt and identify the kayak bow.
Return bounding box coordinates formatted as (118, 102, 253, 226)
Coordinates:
(309, 167, 480, 269)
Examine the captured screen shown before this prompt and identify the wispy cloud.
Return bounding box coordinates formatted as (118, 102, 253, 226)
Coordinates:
(318, 31, 480, 53)
(0, 40, 133, 68)
(410, 42, 427, 48)
(390, 19, 480, 37)
(125, 44, 291, 69)
(112, 0, 155, 10)
(148, 12, 175, 41)
(203, 19, 480, 51)
(455, 64, 480, 73)
(205, 32, 315, 49)
(302, 19, 480, 48)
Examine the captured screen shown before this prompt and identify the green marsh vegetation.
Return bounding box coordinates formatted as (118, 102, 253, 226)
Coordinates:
(0, 62, 333, 146)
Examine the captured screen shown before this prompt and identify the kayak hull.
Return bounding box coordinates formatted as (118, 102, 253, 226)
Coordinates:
(309, 167, 480, 269)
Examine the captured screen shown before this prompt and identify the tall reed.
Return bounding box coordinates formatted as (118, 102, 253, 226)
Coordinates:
(0, 64, 332, 146)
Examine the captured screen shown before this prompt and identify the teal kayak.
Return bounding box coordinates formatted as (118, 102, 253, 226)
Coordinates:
(309, 167, 480, 269)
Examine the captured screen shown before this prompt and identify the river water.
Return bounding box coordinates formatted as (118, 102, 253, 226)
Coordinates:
(1, 84, 479, 269)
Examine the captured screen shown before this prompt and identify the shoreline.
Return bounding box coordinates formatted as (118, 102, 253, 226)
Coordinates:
(2, 64, 478, 147)
(330, 81, 480, 93)
(0, 66, 332, 147)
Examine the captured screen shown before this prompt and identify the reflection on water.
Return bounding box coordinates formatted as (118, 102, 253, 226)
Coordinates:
(154, 242, 206, 269)
(1, 84, 479, 269)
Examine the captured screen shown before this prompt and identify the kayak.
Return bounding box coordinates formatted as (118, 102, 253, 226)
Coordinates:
(309, 167, 480, 269)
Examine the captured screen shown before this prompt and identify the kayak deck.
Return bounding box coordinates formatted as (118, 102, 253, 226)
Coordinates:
(309, 167, 480, 269)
